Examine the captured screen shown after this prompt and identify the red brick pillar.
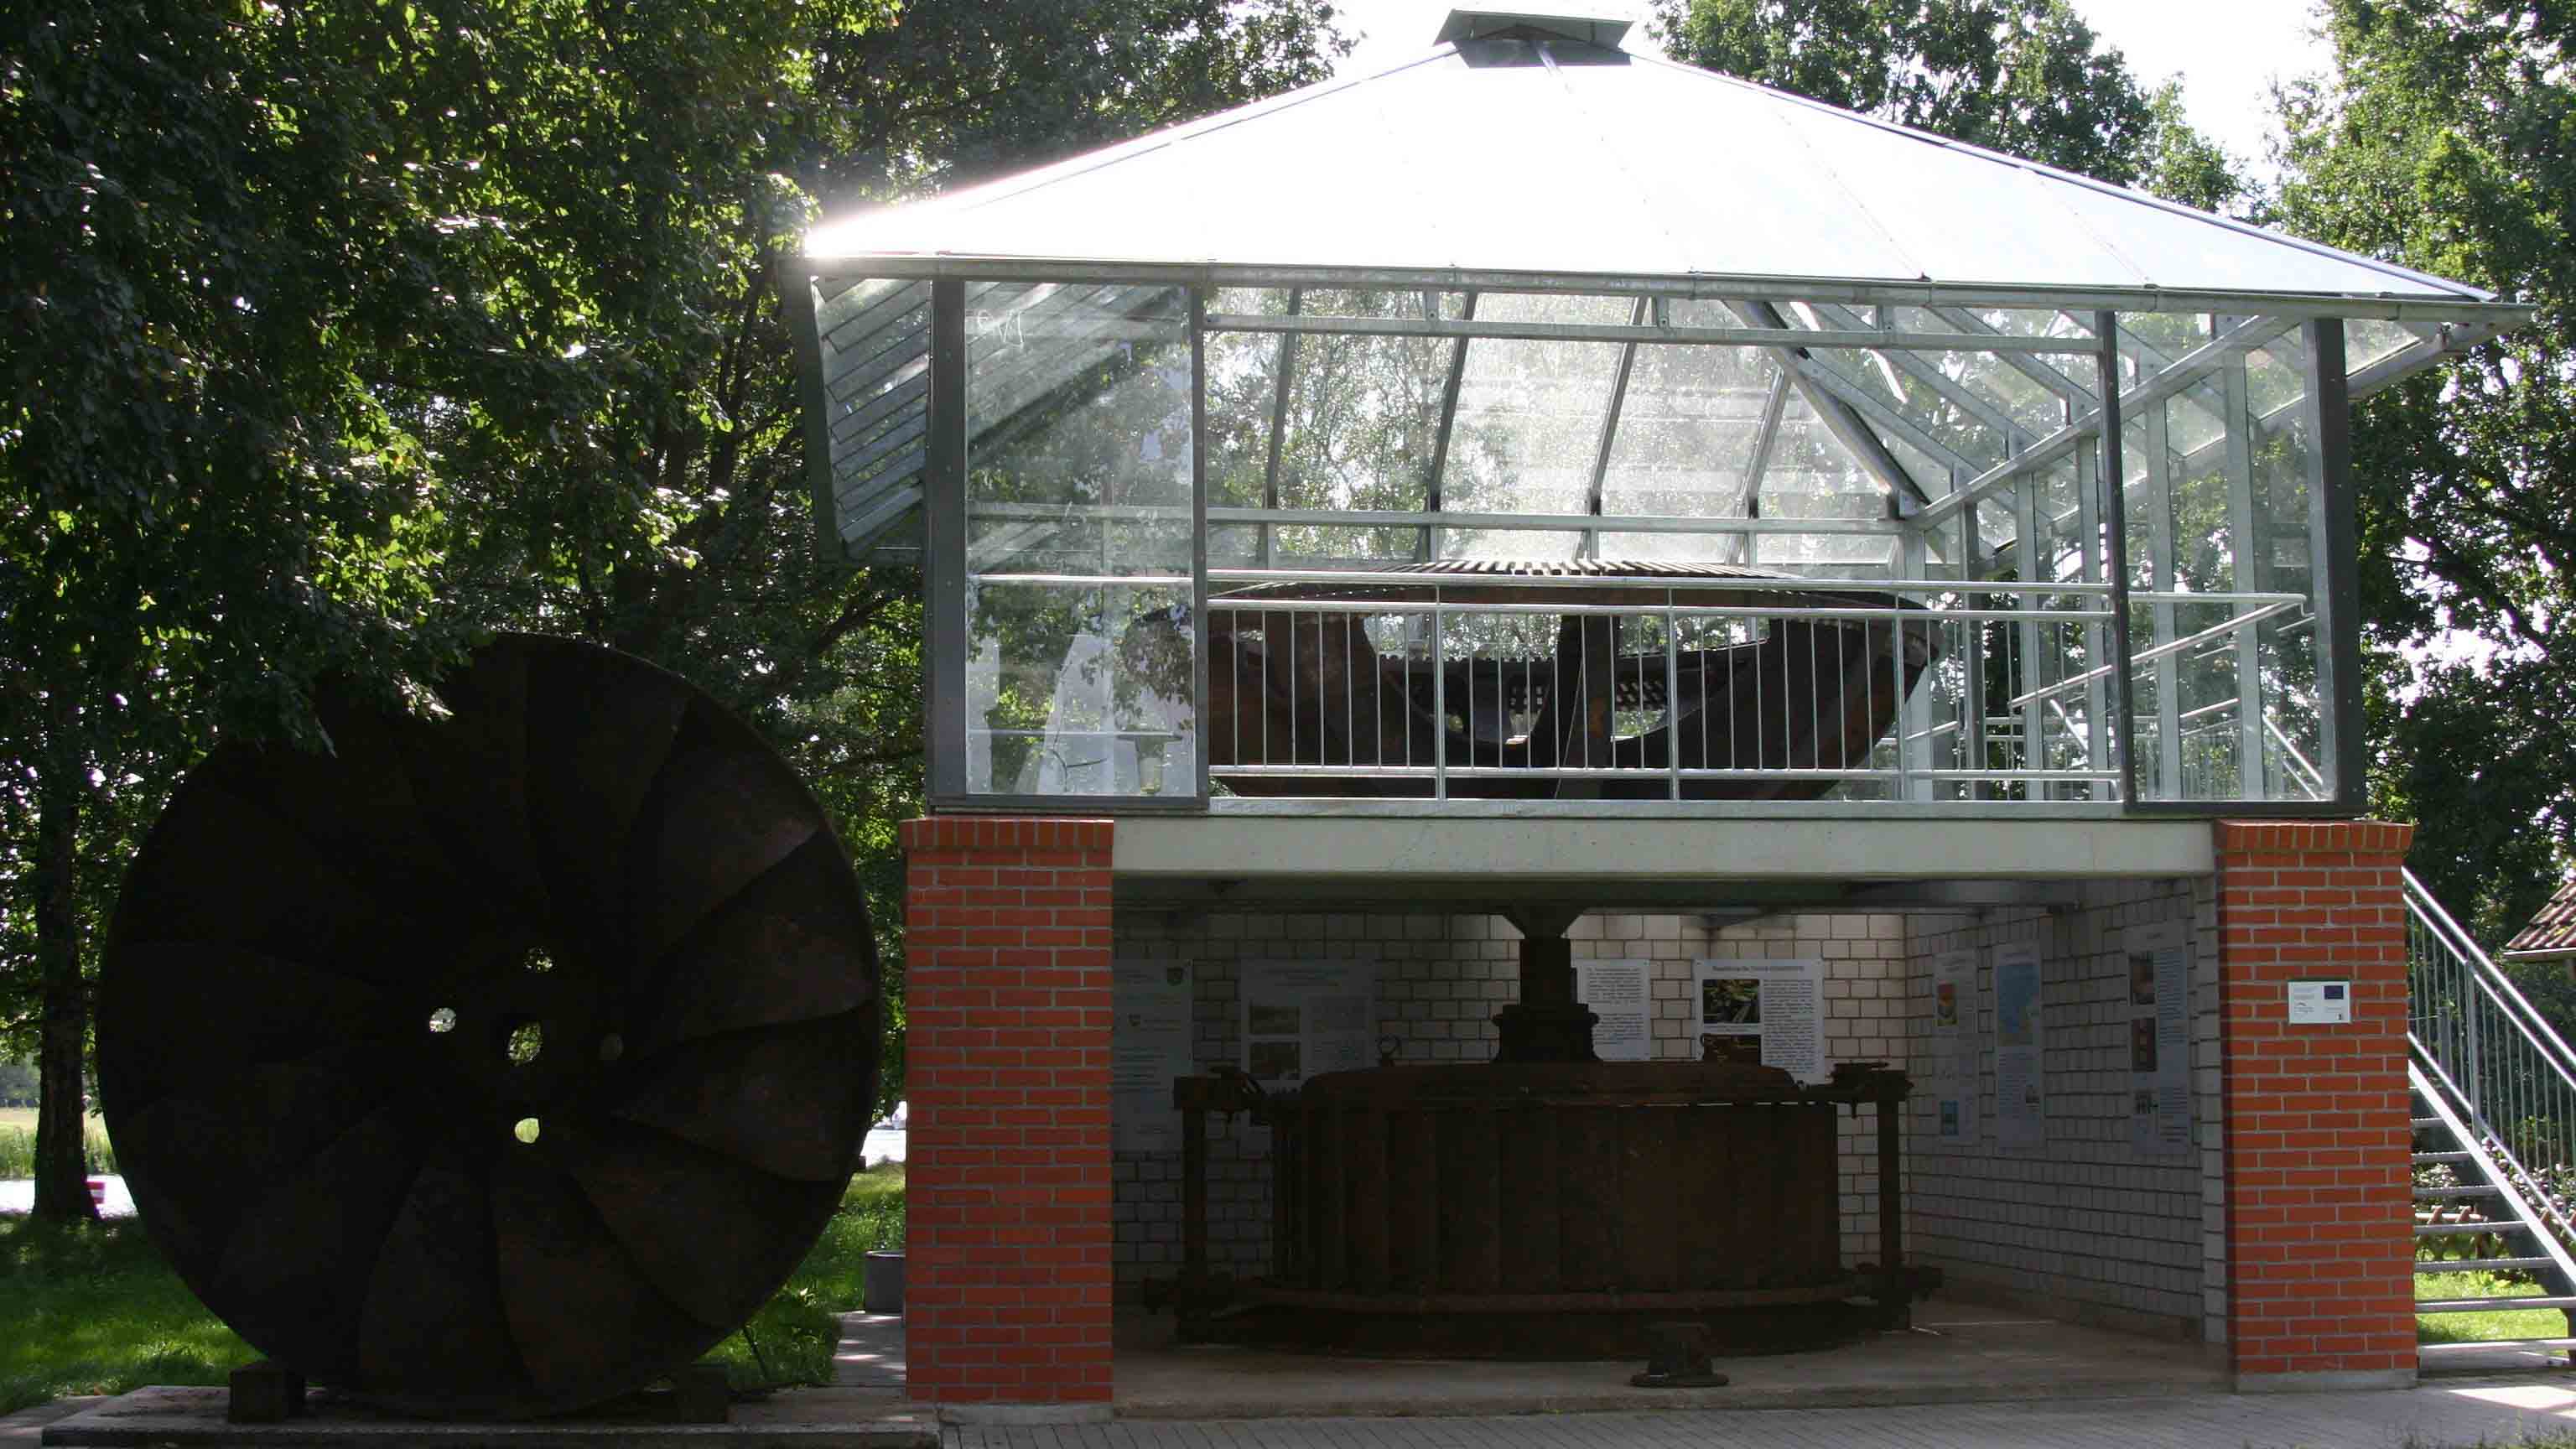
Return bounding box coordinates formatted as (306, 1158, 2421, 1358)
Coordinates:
(2215, 819, 2416, 1389)
(898, 818, 1114, 1405)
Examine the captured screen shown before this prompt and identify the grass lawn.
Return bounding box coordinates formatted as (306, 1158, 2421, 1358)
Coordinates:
(0, 1108, 38, 1135)
(2418, 1267, 2572, 1344)
(0, 1216, 254, 1414)
(0, 1161, 905, 1415)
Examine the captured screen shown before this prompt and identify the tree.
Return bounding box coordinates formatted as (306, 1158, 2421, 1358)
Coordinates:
(345, 0, 1345, 1112)
(2, 0, 1352, 1223)
(1650, 0, 2251, 211)
(2270, 0, 2576, 943)
(5, 0, 475, 1221)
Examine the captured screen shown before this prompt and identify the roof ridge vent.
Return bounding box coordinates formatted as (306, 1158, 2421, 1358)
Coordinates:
(1435, 8, 1634, 50)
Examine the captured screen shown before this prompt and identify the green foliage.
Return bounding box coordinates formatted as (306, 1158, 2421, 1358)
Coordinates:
(2272, 0, 2576, 942)
(1649, 0, 2251, 214)
(1653, 0, 2170, 187)
(1, 0, 1348, 1152)
(695, 1165, 909, 1389)
(685, 1166, 906, 1390)
(810, 1, 1348, 199)
(0, 1220, 257, 1415)
(2139, 80, 2250, 215)
(0, 1120, 114, 1179)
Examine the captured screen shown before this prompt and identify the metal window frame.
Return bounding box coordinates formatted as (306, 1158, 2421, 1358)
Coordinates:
(925, 278, 1213, 814)
(2309, 319, 2366, 808)
(895, 263, 2386, 818)
(2116, 319, 2363, 817)
(808, 254, 2527, 327)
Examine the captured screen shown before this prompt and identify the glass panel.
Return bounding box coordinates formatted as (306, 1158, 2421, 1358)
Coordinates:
(1213, 288, 1471, 319)
(816, 277, 932, 554)
(1594, 344, 1774, 563)
(1478, 292, 1635, 326)
(965, 582, 1195, 797)
(2344, 317, 2426, 375)
(2163, 380, 2251, 796)
(1203, 326, 1283, 509)
(1742, 394, 1898, 569)
(2116, 312, 2209, 392)
(960, 283, 1197, 801)
(2115, 321, 2330, 804)
(1438, 293, 1628, 559)
(1784, 303, 2012, 472)
(1274, 332, 1445, 512)
(1889, 309, 2079, 439)
(2246, 333, 2324, 798)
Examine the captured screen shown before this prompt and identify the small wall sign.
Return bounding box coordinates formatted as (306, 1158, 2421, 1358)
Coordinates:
(2287, 979, 2352, 1025)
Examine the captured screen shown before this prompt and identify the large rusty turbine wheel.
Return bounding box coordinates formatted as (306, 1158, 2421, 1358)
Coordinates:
(98, 635, 879, 1420)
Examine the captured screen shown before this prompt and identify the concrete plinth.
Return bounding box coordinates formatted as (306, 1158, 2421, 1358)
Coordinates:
(35, 1389, 934, 1449)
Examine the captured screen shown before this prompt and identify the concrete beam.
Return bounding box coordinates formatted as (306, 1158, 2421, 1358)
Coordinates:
(1112, 817, 2213, 891)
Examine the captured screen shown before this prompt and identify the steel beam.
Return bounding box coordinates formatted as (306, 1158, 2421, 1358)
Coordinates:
(1206, 311, 2090, 355)
(802, 255, 2528, 327)
(1730, 299, 1939, 510)
(1809, 301, 2038, 454)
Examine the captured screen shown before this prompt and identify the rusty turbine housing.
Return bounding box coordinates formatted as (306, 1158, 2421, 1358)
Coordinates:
(97, 635, 880, 1420)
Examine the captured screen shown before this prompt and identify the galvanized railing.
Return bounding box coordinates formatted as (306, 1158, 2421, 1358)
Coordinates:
(2407, 869, 2576, 1251)
(2256, 714, 2576, 1263)
(1199, 569, 2308, 804)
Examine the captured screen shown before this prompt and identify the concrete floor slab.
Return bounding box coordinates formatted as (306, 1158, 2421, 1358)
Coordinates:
(1113, 1311, 2224, 1418)
(836, 1314, 907, 1392)
(957, 1381, 2576, 1449)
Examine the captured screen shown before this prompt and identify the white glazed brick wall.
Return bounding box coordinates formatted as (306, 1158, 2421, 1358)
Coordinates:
(1107, 908, 1911, 1294)
(1900, 876, 2226, 1343)
(1109, 911, 1519, 1294)
(1569, 910, 1909, 1260)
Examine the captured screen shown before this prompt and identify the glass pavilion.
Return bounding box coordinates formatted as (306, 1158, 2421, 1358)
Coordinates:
(787, 9, 2521, 818)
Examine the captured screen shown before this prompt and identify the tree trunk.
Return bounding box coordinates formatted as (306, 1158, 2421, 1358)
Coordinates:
(31, 737, 99, 1225)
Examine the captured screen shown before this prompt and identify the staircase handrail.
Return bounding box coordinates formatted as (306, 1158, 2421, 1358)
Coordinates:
(2407, 869, 2576, 1098)
(2265, 711, 2576, 1226)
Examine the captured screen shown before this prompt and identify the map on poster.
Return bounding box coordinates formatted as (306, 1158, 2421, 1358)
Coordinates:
(1993, 942, 2045, 1150)
(2124, 921, 2194, 1156)
(1111, 961, 1195, 1152)
(1576, 959, 1652, 1062)
(1691, 958, 1825, 1081)
(1929, 950, 1981, 1145)
(1239, 959, 1378, 1089)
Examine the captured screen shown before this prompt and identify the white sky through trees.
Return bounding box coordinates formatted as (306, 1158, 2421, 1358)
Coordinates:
(1329, 0, 2332, 169)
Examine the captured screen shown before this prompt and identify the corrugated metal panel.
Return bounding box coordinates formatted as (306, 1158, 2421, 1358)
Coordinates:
(2504, 879, 2576, 962)
(804, 35, 2498, 311)
(813, 278, 932, 560)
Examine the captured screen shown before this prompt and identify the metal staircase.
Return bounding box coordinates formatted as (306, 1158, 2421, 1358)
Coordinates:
(2406, 870, 2576, 1366)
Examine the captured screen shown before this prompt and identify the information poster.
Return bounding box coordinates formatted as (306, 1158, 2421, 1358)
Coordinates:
(1239, 959, 1378, 1089)
(1929, 950, 1981, 1145)
(1576, 959, 1653, 1062)
(1112, 961, 1196, 1152)
(1692, 958, 1826, 1082)
(1993, 942, 2046, 1150)
(2125, 922, 2194, 1156)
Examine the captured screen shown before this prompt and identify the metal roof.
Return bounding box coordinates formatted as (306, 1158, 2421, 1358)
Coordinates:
(2504, 878, 2576, 963)
(802, 21, 2509, 319)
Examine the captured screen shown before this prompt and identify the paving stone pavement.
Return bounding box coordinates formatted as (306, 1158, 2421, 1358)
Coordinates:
(944, 1383, 2576, 1449)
